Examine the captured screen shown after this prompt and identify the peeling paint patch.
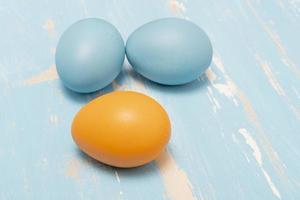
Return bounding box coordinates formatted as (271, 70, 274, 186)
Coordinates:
(43, 19, 56, 36)
(35, 156, 48, 171)
(156, 151, 197, 200)
(50, 48, 56, 55)
(49, 114, 58, 125)
(169, 0, 186, 13)
(65, 159, 80, 179)
(205, 68, 217, 82)
(23, 64, 58, 86)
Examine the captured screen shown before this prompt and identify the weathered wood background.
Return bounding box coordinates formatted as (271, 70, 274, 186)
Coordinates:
(0, 0, 300, 199)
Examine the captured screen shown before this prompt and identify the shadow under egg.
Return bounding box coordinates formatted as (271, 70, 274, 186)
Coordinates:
(75, 147, 160, 178)
(123, 66, 210, 95)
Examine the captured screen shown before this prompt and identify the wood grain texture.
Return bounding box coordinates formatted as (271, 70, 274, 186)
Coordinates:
(0, 0, 299, 199)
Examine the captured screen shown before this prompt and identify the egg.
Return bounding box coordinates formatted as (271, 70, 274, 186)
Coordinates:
(72, 91, 171, 168)
(126, 18, 213, 85)
(55, 18, 125, 93)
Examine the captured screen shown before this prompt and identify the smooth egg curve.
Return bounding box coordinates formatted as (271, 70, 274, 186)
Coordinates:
(72, 91, 171, 168)
(126, 18, 213, 85)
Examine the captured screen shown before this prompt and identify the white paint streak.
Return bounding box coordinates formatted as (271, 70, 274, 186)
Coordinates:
(279, 0, 300, 16)
(256, 55, 300, 119)
(212, 55, 289, 190)
(213, 56, 226, 73)
(289, 0, 300, 15)
(262, 169, 282, 199)
(115, 171, 121, 183)
(246, 0, 300, 78)
(23, 64, 58, 85)
(255, 55, 285, 96)
(232, 133, 238, 143)
(286, 104, 300, 119)
(50, 114, 58, 125)
(213, 83, 238, 103)
(243, 152, 251, 163)
(292, 86, 300, 99)
(239, 128, 281, 199)
(80, 0, 89, 16)
(156, 151, 197, 200)
(114, 170, 123, 199)
(209, 56, 239, 106)
(206, 86, 221, 112)
(239, 128, 262, 165)
(205, 68, 222, 112)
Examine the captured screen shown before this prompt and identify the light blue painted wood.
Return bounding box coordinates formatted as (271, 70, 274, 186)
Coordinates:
(0, 0, 300, 199)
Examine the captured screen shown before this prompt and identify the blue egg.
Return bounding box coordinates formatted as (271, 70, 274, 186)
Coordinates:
(126, 18, 213, 85)
(56, 18, 125, 93)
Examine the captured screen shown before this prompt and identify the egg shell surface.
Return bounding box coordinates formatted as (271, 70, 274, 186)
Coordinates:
(126, 18, 213, 85)
(56, 18, 125, 93)
(72, 91, 171, 168)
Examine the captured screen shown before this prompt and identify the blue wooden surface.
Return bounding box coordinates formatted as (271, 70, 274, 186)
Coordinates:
(1, 0, 300, 199)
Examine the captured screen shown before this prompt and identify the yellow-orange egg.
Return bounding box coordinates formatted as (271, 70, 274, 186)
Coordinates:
(72, 91, 171, 168)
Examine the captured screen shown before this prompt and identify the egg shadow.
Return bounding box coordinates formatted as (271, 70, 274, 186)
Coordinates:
(59, 63, 210, 103)
(123, 65, 210, 95)
(75, 148, 160, 178)
(59, 70, 127, 104)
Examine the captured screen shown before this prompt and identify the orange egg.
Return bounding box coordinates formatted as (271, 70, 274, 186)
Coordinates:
(72, 91, 171, 168)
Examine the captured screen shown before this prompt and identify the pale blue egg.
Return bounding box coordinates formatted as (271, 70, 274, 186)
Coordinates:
(56, 18, 125, 93)
(126, 18, 213, 85)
